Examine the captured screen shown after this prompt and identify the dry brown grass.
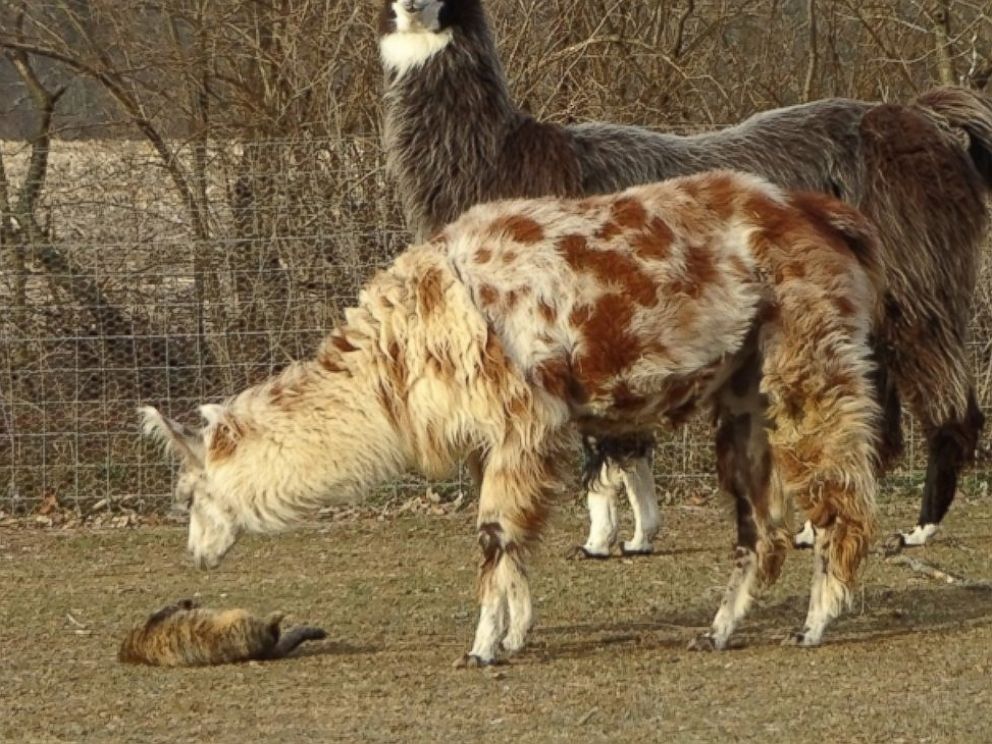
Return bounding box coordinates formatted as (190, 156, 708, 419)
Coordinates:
(2, 495, 991, 742)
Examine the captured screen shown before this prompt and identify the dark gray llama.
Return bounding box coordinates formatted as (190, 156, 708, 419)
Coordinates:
(378, 0, 992, 565)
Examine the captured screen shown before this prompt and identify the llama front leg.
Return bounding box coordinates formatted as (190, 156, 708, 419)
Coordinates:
(457, 464, 548, 667)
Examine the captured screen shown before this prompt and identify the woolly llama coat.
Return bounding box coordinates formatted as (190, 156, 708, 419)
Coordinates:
(143, 171, 882, 662)
(378, 0, 992, 554)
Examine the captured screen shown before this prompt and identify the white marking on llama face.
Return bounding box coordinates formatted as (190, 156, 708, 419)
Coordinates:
(380, 1, 453, 78)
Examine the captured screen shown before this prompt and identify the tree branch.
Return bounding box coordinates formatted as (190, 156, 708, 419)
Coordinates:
(802, 0, 819, 102)
(0, 37, 210, 241)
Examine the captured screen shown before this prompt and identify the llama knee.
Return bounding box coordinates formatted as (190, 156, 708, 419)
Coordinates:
(477, 522, 507, 590)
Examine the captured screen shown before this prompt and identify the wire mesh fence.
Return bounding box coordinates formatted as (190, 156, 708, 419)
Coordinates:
(2, 135, 992, 518)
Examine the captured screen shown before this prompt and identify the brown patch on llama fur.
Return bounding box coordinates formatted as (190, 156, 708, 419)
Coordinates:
(417, 266, 446, 316)
(611, 196, 649, 230)
(573, 293, 643, 394)
(478, 284, 499, 307)
(504, 287, 529, 310)
(492, 214, 544, 244)
(631, 217, 675, 261)
(683, 242, 721, 295)
(475, 248, 492, 264)
(595, 221, 623, 241)
(557, 234, 657, 306)
(481, 331, 512, 388)
(536, 356, 589, 405)
(835, 296, 857, 317)
(317, 350, 346, 373)
(537, 299, 557, 323)
(699, 172, 742, 220)
(612, 381, 646, 410)
(330, 334, 359, 354)
(208, 423, 239, 462)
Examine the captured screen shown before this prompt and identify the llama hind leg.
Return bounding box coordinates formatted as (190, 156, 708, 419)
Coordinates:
(892, 385, 984, 552)
(691, 377, 785, 651)
(574, 434, 658, 558)
(574, 440, 620, 558)
(765, 332, 879, 646)
(620, 452, 661, 555)
(458, 464, 548, 667)
(784, 525, 849, 647)
(796, 342, 901, 551)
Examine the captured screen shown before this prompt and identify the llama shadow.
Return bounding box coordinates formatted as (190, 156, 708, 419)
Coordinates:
(525, 583, 992, 661)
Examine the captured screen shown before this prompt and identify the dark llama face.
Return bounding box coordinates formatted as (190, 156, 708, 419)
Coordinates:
(378, 0, 483, 36)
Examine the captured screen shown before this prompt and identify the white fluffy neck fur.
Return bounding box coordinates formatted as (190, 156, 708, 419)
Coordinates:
(202, 246, 503, 534)
(206, 361, 407, 534)
(380, 28, 453, 79)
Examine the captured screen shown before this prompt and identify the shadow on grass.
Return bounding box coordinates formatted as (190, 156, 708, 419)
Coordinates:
(523, 584, 992, 661)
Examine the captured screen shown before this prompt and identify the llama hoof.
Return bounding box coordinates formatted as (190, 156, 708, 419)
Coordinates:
(619, 543, 654, 557)
(793, 521, 816, 549)
(454, 653, 501, 669)
(501, 635, 526, 655)
(688, 633, 724, 652)
(892, 523, 938, 552)
(564, 545, 611, 561)
(782, 630, 820, 647)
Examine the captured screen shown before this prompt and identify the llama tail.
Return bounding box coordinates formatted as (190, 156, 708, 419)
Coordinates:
(915, 86, 992, 188)
(269, 625, 328, 659)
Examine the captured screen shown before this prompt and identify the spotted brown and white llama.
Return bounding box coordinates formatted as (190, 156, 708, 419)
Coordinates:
(143, 171, 881, 664)
(379, 0, 992, 556)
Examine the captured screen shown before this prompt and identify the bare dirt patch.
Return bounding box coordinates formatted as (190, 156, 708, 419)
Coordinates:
(2, 495, 991, 743)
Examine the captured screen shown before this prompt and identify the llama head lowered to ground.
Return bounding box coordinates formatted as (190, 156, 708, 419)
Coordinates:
(139, 246, 541, 571)
(139, 354, 416, 568)
(143, 170, 883, 663)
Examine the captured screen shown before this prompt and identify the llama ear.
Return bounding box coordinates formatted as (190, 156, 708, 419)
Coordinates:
(198, 404, 227, 430)
(138, 406, 206, 468)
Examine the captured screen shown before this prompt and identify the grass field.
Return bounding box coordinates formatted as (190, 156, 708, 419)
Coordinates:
(3, 494, 991, 743)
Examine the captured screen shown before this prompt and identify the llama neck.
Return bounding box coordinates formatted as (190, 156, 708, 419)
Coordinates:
(210, 247, 489, 532)
(381, 21, 520, 239)
(209, 358, 408, 533)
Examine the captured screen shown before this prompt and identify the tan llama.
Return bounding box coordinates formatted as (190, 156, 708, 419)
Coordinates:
(142, 170, 881, 665)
